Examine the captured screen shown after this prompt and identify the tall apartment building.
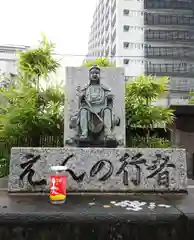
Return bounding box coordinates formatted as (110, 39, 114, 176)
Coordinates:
(88, 0, 194, 176)
(88, 0, 117, 65)
(88, 0, 194, 94)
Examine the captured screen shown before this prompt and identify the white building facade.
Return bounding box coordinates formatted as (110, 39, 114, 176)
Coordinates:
(0, 44, 28, 75)
(88, 0, 145, 78)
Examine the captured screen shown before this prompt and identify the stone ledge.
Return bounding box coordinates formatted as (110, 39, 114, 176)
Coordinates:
(0, 191, 189, 240)
(0, 192, 183, 223)
(162, 191, 194, 240)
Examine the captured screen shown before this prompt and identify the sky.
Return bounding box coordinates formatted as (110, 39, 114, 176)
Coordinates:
(0, 0, 97, 66)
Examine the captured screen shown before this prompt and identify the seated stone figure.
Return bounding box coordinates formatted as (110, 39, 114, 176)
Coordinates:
(67, 65, 120, 147)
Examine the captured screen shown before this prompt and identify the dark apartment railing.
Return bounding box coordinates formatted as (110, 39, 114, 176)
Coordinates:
(145, 47, 194, 60)
(144, 0, 193, 10)
(145, 30, 194, 43)
(146, 71, 194, 78)
(145, 63, 194, 78)
(144, 14, 194, 26)
(166, 89, 194, 107)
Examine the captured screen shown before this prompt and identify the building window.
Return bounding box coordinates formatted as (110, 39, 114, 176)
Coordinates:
(123, 42, 129, 48)
(123, 25, 129, 32)
(123, 9, 129, 16)
(125, 76, 129, 81)
(123, 59, 129, 64)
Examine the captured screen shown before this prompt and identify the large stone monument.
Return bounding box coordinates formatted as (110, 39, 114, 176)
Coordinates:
(8, 66, 188, 193)
(64, 66, 125, 147)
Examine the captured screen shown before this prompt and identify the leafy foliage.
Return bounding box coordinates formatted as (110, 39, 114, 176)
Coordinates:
(189, 91, 194, 104)
(18, 33, 60, 79)
(125, 75, 174, 129)
(82, 57, 115, 67)
(130, 136, 170, 148)
(0, 34, 64, 147)
(125, 75, 174, 147)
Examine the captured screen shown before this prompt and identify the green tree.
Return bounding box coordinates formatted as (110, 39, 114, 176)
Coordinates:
(18, 33, 60, 81)
(189, 91, 194, 104)
(0, 34, 64, 147)
(125, 75, 174, 147)
(82, 57, 115, 67)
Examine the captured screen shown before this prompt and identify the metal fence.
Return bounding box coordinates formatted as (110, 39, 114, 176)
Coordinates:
(0, 135, 63, 177)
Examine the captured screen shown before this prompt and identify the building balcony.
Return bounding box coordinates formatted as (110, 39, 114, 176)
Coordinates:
(145, 36, 194, 44)
(146, 70, 194, 78)
(145, 47, 194, 60)
(144, 14, 194, 26)
(145, 30, 194, 43)
(144, 0, 193, 10)
(111, 29, 116, 42)
(111, 44, 116, 56)
(111, 14, 116, 28)
(111, 0, 116, 7)
(105, 48, 109, 57)
(105, 22, 110, 32)
(111, 0, 116, 14)
(145, 64, 194, 78)
(105, 0, 110, 9)
(167, 90, 194, 108)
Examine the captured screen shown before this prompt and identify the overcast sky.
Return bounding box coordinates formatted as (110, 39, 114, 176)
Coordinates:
(0, 0, 97, 66)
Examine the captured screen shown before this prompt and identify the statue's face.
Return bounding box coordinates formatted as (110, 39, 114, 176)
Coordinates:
(89, 68, 100, 83)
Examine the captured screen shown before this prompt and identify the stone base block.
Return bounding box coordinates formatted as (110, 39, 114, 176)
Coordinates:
(65, 138, 119, 148)
(8, 147, 187, 192)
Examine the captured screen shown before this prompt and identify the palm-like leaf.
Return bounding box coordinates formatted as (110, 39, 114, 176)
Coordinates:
(18, 33, 60, 80)
(125, 75, 174, 130)
(82, 58, 115, 67)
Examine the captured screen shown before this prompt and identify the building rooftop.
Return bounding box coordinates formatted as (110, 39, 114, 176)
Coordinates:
(0, 44, 29, 50)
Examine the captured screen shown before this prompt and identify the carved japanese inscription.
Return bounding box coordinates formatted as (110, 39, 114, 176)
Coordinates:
(8, 148, 187, 192)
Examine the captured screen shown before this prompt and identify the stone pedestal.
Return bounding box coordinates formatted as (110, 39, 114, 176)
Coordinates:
(8, 147, 187, 192)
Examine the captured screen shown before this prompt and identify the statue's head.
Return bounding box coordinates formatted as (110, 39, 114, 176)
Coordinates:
(89, 65, 100, 84)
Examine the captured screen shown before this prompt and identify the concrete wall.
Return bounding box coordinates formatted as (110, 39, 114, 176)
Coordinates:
(171, 129, 194, 177)
(171, 116, 194, 177)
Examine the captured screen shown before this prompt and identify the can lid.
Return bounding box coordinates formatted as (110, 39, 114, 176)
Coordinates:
(50, 166, 68, 172)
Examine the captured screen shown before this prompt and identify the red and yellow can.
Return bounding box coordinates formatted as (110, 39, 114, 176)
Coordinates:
(49, 166, 67, 204)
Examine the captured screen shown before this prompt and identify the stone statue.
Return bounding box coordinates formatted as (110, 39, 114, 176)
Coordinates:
(66, 65, 120, 147)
